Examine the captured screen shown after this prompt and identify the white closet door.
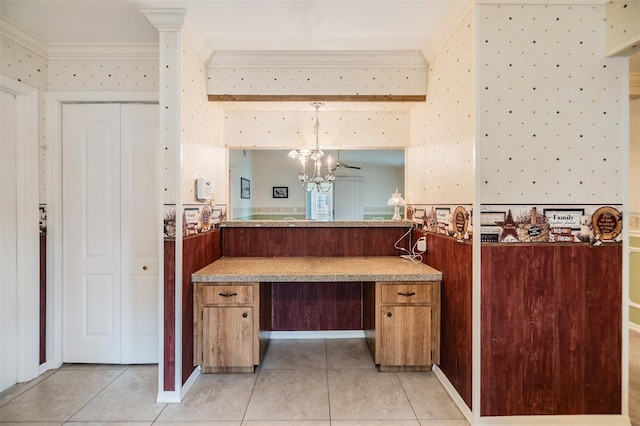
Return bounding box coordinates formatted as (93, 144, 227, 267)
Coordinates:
(120, 104, 159, 364)
(1, 89, 18, 390)
(333, 177, 364, 220)
(63, 103, 159, 364)
(63, 104, 122, 363)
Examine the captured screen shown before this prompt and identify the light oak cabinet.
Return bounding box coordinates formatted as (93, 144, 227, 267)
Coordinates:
(194, 283, 260, 373)
(365, 281, 440, 371)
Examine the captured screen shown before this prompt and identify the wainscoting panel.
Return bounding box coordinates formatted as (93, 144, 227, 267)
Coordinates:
(480, 243, 622, 416)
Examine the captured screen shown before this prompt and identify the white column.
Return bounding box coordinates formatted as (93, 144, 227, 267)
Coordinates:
(142, 8, 185, 404)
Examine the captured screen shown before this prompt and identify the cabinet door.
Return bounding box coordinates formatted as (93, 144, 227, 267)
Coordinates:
(380, 305, 431, 366)
(202, 306, 253, 368)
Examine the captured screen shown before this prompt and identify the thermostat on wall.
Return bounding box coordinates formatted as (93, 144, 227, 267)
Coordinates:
(196, 178, 213, 201)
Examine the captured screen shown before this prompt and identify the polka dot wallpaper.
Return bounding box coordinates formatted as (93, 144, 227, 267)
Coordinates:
(477, 3, 627, 204)
(47, 60, 158, 91)
(180, 36, 225, 205)
(406, 9, 474, 206)
(1, 34, 160, 203)
(1, 35, 49, 202)
(208, 67, 426, 96)
(223, 109, 411, 149)
(605, 0, 640, 54)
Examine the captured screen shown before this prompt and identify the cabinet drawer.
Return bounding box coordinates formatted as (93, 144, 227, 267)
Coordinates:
(380, 283, 432, 304)
(202, 284, 253, 305)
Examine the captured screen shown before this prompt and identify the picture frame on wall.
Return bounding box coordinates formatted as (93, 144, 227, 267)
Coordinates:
(273, 186, 288, 198)
(241, 177, 250, 199)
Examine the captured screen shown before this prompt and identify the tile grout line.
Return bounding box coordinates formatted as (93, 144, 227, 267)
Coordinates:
(324, 338, 333, 424)
(396, 371, 421, 423)
(62, 366, 129, 423)
(239, 364, 262, 423)
(0, 368, 58, 407)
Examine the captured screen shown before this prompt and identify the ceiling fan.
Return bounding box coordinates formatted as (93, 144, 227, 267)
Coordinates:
(331, 151, 361, 171)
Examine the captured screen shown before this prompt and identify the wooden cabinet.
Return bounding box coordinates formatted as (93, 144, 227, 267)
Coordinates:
(194, 283, 260, 373)
(193, 276, 440, 374)
(365, 281, 440, 371)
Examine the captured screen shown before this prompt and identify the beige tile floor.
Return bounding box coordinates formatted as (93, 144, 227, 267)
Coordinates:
(2, 333, 639, 425)
(0, 338, 468, 426)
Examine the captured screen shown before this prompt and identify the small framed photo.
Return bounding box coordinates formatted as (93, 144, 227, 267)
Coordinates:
(241, 178, 250, 199)
(273, 186, 288, 198)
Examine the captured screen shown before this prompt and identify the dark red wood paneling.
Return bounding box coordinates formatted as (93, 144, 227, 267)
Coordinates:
(221, 226, 409, 331)
(418, 231, 473, 410)
(40, 233, 46, 365)
(271, 282, 362, 330)
(554, 245, 587, 413)
(221, 226, 410, 257)
(163, 239, 176, 392)
(182, 230, 221, 385)
(481, 243, 622, 416)
(583, 244, 622, 414)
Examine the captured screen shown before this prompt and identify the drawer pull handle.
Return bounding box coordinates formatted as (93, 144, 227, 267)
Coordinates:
(397, 292, 416, 297)
(386, 312, 393, 318)
(219, 292, 238, 297)
(242, 312, 248, 318)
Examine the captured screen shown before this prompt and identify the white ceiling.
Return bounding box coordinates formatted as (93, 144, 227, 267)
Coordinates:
(0, 0, 458, 55)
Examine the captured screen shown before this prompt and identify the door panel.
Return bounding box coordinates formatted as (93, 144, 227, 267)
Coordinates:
(203, 307, 253, 367)
(120, 104, 159, 363)
(63, 103, 158, 364)
(380, 305, 431, 366)
(63, 103, 121, 363)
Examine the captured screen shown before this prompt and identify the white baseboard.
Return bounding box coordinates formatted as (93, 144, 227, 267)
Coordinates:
(432, 364, 473, 424)
(474, 414, 630, 425)
(180, 366, 200, 400)
(156, 366, 201, 404)
(156, 390, 181, 403)
(629, 321, 640, 334)
(269, 330, 365, 339)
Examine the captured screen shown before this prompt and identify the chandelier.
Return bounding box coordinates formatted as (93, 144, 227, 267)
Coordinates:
(288, 102, 335, 192)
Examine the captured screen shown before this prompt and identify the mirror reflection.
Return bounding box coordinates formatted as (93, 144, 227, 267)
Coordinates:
(229, 149, 405, 221)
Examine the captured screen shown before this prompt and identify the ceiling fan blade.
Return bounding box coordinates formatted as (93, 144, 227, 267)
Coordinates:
(344, 165, 361, 169)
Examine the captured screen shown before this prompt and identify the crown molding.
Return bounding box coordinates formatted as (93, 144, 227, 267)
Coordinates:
(46, 43, 159, 61)
(0, 16, 49, 58)
(141, 9, 186, 32)
(183, 14, 214, 65)
(420, 0, 473, 64)
(1, 16, 158, 60)
(207, 50, 426, 69)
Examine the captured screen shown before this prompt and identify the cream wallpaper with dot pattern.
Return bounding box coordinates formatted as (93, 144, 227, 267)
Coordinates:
(406, 9, 474, 206)
(1, 34, 160, 203)
(208, 67, 426, 96)
(223, 109, 410, 150)
(477, 3, 627, 205)
(180, 36, 225, 205)
(606, 0, 640, 55)
(47, 60, 158, 91)
(2, 35, 49, 202)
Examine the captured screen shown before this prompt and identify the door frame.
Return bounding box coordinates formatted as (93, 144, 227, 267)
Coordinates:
(0, 75, 40, 384)
(46, 92, 160, 371)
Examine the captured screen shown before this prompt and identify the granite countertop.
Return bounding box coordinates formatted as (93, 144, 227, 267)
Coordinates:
(192, 256, 442, 283)
(220, 220, 413, 228)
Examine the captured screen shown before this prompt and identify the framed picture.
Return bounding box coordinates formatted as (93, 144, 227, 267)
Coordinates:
(273, 186, 288, 198)
(241, 177, 250, 199)
(543, 208, 584, 231)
